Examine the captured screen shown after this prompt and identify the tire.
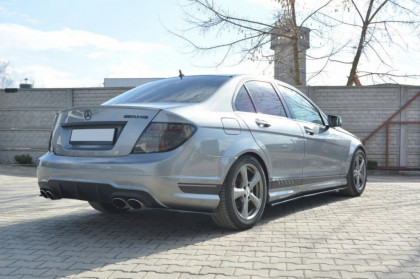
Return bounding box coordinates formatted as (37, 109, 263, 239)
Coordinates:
(212, 155, 267, 230)
(88, 201, 129, 214)
(342, 149, 367, 196)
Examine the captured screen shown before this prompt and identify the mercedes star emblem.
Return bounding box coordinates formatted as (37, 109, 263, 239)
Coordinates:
(84, 110, 92, 120)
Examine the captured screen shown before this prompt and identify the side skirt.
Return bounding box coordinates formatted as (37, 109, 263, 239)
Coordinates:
(269, 186, 347, 207)
(268, 176, 348, 205)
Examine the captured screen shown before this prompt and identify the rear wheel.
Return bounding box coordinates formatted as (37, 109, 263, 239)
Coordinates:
(88, 201, 129, 214)
(342, 149, 367, 196)
(212, 155, 267, 230)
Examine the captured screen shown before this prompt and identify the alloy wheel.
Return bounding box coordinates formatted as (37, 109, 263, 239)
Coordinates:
(353, 153, 366, 191)
(233, 164, 264, 220)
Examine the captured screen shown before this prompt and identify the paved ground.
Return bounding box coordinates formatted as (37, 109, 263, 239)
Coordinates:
(0, 165, 419, 279)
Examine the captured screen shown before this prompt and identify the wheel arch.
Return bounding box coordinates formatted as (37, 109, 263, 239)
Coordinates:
(342, 146, 368, 196)
(358, 144, 367, 155)
(212, 151, 270, 229)
(345, 140, 367, 174)
(352, 144, 367, 163)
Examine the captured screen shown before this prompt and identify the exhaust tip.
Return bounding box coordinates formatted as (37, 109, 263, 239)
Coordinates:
(45, 190, 58, 200)
(112, 198, 128, 209)
(127, 199, 145, 209)
(40, 190, 48, 199)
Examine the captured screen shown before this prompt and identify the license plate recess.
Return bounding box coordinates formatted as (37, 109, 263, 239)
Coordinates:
(70, 128, 115, 145)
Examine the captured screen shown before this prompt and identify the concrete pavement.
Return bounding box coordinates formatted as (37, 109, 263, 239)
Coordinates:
(0, 165, 419, 279)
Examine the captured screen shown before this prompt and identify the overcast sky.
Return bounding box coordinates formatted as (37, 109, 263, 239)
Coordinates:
(1, 0, 419, 88)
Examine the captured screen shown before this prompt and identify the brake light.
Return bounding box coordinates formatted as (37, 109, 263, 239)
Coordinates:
(132, 122, 196, 153)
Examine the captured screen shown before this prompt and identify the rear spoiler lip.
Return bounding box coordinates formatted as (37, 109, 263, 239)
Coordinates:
(58, 105, 161, 114)
(61, 121, 127, 128)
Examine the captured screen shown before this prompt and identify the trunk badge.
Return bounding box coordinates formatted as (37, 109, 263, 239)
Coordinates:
(84, 110, 92, 120)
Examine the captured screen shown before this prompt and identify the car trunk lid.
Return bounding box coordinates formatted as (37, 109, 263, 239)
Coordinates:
(52, 106, 160, 157)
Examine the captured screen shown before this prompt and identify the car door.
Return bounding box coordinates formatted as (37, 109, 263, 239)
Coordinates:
(234, 81, 305, 188)
(277, 85, 348, 181)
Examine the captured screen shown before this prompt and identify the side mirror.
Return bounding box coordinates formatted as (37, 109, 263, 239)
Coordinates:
(328, 115, 342, 127)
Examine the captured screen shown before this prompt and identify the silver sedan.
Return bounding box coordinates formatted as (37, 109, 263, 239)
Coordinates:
(37, 75, 367, 229)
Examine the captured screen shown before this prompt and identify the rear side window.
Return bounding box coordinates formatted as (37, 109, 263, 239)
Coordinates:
(234, 86, 256, 113)
(104, 76, 231, 104)
(245, 81, 287, 117)
(279, 86, 323, 125)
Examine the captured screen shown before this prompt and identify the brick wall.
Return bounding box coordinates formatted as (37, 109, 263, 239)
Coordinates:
(1, 85, 419, 168)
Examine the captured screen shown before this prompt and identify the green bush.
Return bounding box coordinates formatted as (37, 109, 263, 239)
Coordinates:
(367, 160, 378, 170)
(14, 154, 33, 165)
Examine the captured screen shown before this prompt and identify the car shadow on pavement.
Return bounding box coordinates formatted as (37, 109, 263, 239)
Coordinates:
(2, 206, 227, 277)
(1, 192, 351, 278)
(262, 192, 350, 222)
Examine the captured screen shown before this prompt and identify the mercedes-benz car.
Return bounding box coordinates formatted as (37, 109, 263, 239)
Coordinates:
(37, 75, 367, 230)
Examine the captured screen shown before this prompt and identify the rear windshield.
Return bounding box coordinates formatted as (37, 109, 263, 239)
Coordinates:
(104, 75, 231, 105)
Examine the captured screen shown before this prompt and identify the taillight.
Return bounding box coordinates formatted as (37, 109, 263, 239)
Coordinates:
(132, 122, 196, 153)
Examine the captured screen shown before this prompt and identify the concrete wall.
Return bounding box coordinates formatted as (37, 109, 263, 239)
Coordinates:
(0, 88, 129, 164)
(297, 85, 420, 168)
(1, 85, 419, 168)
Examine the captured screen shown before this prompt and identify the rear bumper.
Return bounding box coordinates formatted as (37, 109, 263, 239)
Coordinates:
(37, 151, 226, 212)
(38, 180, 163, 208)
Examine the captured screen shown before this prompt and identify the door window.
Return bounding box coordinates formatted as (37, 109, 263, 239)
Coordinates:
(245, 81, 287, 117)
(234, 86, 256, 113)
(280, 87, 323, 125)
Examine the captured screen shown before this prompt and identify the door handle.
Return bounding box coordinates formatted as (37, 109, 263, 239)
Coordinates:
(256, 119, 271, 127)
(304, 127, 314, 135)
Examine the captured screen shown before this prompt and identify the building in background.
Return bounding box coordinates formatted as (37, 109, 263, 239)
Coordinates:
(19, 78, 34, 89)
(270, 19, 310, 86)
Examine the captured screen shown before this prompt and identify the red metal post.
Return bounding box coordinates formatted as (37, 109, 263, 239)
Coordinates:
(362, 91, 420, 170)
(362, 92, 420, 145)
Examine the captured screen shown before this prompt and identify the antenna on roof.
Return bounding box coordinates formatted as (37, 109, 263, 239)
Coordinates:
(179, 69, 185, 80)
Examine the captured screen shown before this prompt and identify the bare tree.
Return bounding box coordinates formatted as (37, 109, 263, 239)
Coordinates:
(341, 0, 420, 85)
(173, 0, 335, 85)
(0, 61, 13, 88)
(175, 0, 420, 86)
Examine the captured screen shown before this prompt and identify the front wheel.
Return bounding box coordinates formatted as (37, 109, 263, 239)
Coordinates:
(212, 155, 267, 230)
(342, 149, 367, 196)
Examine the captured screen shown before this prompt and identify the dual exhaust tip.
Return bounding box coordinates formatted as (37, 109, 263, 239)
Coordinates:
(40, 189, 58, 200)
(40, 190, 145, 210)
(112, 197, 145, 210)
